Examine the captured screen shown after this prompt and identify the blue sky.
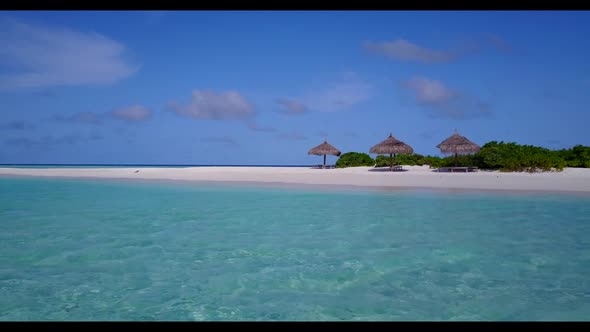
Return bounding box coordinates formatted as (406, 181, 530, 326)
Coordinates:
(1, 11, 589, 165)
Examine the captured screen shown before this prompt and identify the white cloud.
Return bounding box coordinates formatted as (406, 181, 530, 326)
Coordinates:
(51, 112, 103, 124)
(364, 39, 456, 63)
(169, 90, 256, 121)
(4, 137, 45, 149)
(111, 105, 152, 122)
(276, 98, 308, 115)
(0, 121, 35, 130)
(142, 11, 170, 25)
(401, 76, 492, 119)
(273, 73, 372, 114)
(50, 105, 151, 125)
(0, 18, 139, 90)
(277, 132, 307, 141)
(248, 123, 276, 133)
(402, 77, 457, 105)
(303, 72, 372, 112)
(4, 132, 104, 149)
(487, 34, 513, 53)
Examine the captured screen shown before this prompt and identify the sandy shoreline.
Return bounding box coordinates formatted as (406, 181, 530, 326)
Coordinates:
(2, 166, 590, 193)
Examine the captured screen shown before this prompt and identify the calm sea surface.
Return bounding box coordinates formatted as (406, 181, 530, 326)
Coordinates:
(0, 164, 310, 169)
(1, 176, 589, 321)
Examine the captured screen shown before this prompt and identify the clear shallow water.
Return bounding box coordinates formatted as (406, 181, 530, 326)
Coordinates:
(1, 177, 590, 321)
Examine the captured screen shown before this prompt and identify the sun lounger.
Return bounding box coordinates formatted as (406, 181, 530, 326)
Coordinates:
(437, 166, 478, 173)
(312, 164, 336, 169)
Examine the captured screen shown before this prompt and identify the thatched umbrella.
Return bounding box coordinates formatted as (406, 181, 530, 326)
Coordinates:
(369, 133, 414, 171)
(436, 129, 481, 166)
(308, 140, 341, 168)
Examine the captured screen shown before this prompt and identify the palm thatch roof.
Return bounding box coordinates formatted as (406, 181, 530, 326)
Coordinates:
(369, 133, 413, 155)
(308, 140, 341, 156)
(436, 129, 480, 155)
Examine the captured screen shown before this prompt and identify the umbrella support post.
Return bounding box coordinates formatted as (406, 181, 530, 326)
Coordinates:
(390, 153, 393, 171)
(323, 155, 326, 169)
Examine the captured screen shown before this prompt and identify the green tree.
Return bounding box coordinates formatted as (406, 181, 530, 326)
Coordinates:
(335, 152, 375, 168)
(375, 154, 426, 167)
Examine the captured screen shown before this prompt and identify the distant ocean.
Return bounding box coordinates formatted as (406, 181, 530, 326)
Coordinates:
(0, 164, 312, 169)
(1, 176, 590, 321)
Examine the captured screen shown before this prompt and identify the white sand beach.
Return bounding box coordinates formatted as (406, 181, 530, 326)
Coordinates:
(2, 166, 590, 193)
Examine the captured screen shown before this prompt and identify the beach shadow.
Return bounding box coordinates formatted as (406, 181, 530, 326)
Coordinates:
(369, 167, 409, 172)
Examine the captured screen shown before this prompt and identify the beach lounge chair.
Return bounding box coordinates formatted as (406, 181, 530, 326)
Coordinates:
(312, 164, 336, 169)
(437, 166, 478, 173)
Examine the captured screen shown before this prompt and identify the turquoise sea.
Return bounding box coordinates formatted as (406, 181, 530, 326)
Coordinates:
(1, 176, 590, 321)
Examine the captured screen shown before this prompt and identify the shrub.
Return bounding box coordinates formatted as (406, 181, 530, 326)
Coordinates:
(477, 141, 566, 172)
(439, 154, 484, 168)
(335, 152, 375, 168)
(334, 142, 588, 172)
(556, 145, 590, 168)
(422, 156, 445, 168)
(375, 155, 396, 167)
(375, 153, 426, 167)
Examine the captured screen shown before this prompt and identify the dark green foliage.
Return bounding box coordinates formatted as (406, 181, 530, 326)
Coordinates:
(420, 142, 580, 172)
(422, 156, 445, 168)
(375, 154, 425, 167)
(411, 154, 482, 169)
(477, 141, 566, 172)
(555, 145, 590, 168)
(337, 143, 589, 172)
(335, 152, 375, 168)
(440, 154, 484, 168)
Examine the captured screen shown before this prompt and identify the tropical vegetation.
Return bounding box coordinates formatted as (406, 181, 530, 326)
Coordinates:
(337, 142, 590, 172)
(335, 152, 375, 168)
